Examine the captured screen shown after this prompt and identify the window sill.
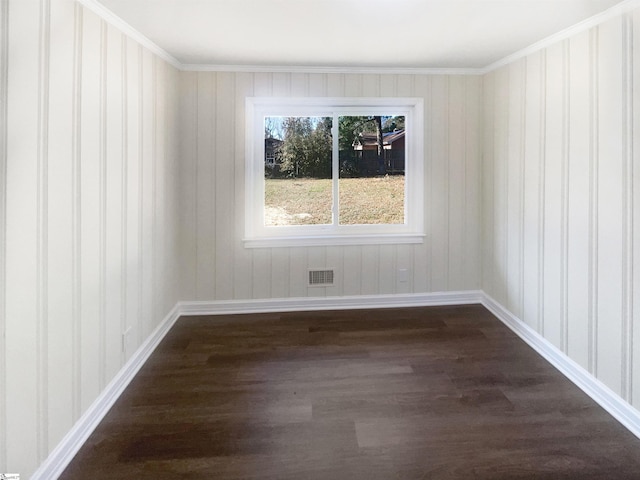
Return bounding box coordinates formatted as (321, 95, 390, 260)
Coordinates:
(243, 233, 425, 248)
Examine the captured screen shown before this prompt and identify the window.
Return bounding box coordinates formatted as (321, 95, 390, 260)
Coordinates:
(245, 97, 424, 248)
(265, 151, 275, 165)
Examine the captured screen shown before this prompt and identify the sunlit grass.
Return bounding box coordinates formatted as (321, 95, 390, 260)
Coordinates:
(264, 176, 404, 226)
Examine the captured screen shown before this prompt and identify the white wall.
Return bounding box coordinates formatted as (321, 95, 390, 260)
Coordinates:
(178, 72, 483, 301)
(0, 0, 181, 476)
(482, 10, 640, 407)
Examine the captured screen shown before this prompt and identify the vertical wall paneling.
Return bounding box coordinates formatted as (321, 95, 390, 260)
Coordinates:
(483, 8, 640, 415)
(252, 247, 272, 299)
(521, 53, 542, 331)
(79, 6, 101, 413)
(127, 41, 142, 350)
(140, 49, 152, 336)
(326, 73, 344, 96)
(6, 0, 41, 471)
(155, 59, 166, 318)
(542, 42, 564, 350)
(597, 17, 624, 394)
(309, 72, 327, 97)
(47, 0, 75, 449)
(0, 0, 8, 468)
(196, 72, 214, 299)
(506, 61, 523, 318)
(71, 0, 82, 420)
(518, 62, 527, 315)
(632, 8, 640, 409)
(150, 54, 158, 331)
(178, 71, 196, 300)
(482, 72, 495, 298)
(36, 0, 51, 461)
(180, 72, 481, 300)
(105, 23, 123, 382)
(494, 67, 509, 307)
(343, 73, 361, 96)
(181, 73, 481, 302)
(538, 51, 547, 336)
(589, 27, 600, 375)
(622, 13, 634, 402)
(120, 33, 128, 360)
(567, 30, 591, 369)
(215, 72, 235, 300)
(339, 245, 360, 296)
(448, 76, 465, 291)
(270, 245, 290, 298)
(430, 76, 449, 291)
(233, 73, 253, 299)
(3, 1, 181, 474)
(466, 76, 481, 291)
(152, 58, 160, 320)
(136, 44, 144, 346)
(325, 247, 344, 296)
(561, 40, 570, 354)
(286, 246, 306, 298)
(378, 244, 396, 294)
(98, 18, 107, 390)
(396, 245, 412, 294)
(412, 75, 430, 293)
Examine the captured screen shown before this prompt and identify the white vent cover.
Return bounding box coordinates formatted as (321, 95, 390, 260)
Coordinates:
(308, 269, 334, 286)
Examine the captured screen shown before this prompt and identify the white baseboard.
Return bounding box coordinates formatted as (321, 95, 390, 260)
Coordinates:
(481, 293, 640, 440)
(178, 290, 484, 316)
(32, 305, 182, 480)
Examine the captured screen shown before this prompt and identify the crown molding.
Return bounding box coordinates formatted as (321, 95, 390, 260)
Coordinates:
(481, 0, 640, 74)
(180, 63, 483, 75)
(75, 0, 182, 69)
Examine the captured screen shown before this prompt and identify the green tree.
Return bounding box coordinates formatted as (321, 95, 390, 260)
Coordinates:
(278, 117, 332, 178)
(382, 115, 405, 133)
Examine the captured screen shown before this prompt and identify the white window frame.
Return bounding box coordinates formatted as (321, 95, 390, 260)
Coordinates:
(244, 97, 424, 248)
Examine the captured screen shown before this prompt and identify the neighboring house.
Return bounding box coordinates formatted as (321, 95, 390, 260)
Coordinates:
(353, 129, 405, 152)
(351, 129, 405, 175)
(265, 137, 283, 175)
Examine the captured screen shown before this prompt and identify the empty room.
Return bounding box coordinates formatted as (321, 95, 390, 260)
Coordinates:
(2, 0, 640, 478)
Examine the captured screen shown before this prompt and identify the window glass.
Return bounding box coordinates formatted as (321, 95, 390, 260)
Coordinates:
(264, 116, 333, 226)
(338, 115, 405, 225)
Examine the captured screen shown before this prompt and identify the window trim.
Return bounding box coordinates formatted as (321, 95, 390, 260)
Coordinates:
(244, 97, 424, 248)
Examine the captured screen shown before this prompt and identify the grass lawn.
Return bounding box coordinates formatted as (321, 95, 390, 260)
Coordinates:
(264, 176, 404, 226)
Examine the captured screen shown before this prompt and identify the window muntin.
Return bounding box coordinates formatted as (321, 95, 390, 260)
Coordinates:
(245, 98, 424, 247)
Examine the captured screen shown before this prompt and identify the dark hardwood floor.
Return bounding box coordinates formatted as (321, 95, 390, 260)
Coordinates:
(61, 305, 640, 479)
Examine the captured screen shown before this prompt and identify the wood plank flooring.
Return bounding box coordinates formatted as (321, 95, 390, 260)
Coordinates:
(60, 305, 640, 479)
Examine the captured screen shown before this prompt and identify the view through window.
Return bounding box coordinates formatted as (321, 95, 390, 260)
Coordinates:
(264, 115, 406, 227)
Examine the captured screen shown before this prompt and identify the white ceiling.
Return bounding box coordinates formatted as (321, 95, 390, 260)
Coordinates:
(96, 0, 625, 69)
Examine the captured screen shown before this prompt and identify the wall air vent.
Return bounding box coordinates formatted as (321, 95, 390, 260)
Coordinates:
(308, 269, 334, 286)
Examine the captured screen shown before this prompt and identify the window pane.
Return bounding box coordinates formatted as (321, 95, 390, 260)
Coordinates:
(264, 116, 333, 226)
(338, 115, 405, 225)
